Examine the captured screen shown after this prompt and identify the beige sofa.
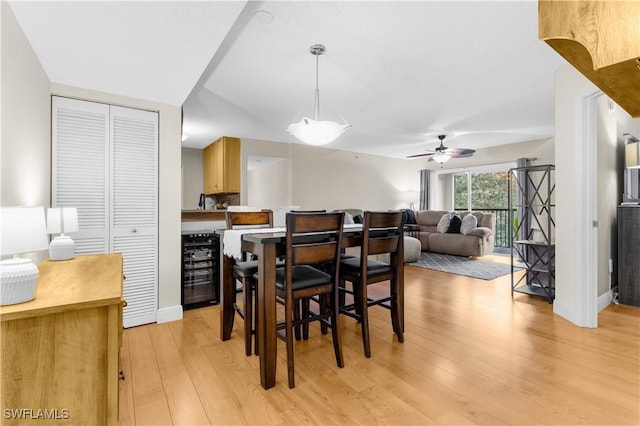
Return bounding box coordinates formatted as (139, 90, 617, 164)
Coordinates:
(406, 210, 496, 257)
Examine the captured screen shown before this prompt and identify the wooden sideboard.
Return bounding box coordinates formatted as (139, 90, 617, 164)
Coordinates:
(1, 254, 124, 425)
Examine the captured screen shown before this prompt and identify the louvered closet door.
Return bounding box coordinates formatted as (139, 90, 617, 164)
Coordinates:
(52, 97, 110, 254)
(110, 106, 158, 328)
(111, 106, 158, 327)
(52, 97, 159, 328)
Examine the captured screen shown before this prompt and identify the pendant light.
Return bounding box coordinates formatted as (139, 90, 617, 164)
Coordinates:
(287, 44, 351, 146)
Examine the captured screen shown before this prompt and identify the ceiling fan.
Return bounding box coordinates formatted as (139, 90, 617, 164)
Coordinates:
(407, 134, 475, 164)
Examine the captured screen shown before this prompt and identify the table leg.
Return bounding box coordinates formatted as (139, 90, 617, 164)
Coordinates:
(257, 241, 277, 389)
(220, 248, 235, 341)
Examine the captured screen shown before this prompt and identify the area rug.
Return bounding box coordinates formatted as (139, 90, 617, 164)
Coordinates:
(409, 252, 520, 280)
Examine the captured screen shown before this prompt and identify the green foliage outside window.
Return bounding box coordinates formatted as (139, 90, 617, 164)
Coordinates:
(454, 171, 509, 210)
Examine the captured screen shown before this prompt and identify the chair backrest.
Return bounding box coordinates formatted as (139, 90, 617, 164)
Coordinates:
(285, 212, 344, 268)
(225, 210, 273, 230)
(361, 211, 404, 258)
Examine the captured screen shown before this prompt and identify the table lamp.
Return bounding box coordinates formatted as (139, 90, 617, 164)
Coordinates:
(47, 207, 79, 261)
(0, 206, 49, 305)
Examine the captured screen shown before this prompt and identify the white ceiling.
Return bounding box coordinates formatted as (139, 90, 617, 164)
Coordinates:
(9, 0, 567, 159)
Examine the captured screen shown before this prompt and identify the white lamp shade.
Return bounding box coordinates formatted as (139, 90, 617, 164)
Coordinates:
(626, 140, 640, 169)
(0, 207, 49, 256)
(432, 152, 451, 164)
(287, 118, 351, 146)
(47, 207, 79, 234)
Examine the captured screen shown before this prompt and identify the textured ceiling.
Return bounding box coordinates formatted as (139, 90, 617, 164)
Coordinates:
(9, 1, 567, 159)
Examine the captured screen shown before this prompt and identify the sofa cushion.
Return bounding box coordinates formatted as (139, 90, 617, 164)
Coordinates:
(460, 213, 478, 235)
(428, 233, 485, 257)
(416, 210, 448, 226)
(436, 214, 450, 233)
(466, 226, 492, 237)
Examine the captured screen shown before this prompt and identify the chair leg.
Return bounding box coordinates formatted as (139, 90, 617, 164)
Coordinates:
(285, 297, 296, 389)
(359, 280, 371, 358)
(390, 277, 404, 343)
(330, 289, 344, 368)
(319, 295, 328, 335)
(300, 297, 310, 340)
(293, 300, 302, 341)
(242, 278, 253, 356)
(252, 279, 260, 356)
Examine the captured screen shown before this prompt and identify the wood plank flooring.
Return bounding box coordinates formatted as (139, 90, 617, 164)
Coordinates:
(119, 257, 640, 425)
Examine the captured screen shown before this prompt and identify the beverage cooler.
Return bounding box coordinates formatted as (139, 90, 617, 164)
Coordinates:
(181, 232, 220, 310)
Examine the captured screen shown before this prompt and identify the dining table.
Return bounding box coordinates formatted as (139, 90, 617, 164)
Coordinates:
(217, 224, 404, 389)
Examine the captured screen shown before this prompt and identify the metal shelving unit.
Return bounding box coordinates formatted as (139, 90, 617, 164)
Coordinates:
(508, 164, 556, 303)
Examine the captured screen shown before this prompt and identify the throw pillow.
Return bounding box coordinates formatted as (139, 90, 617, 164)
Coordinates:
(436, 213, 450, 233)
(460, 213, 478, 235)
(448, 215, 462, 233)
(344, 212, 354, 224)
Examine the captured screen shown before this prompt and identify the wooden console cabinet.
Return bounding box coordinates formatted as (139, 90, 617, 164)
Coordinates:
(203, 136, 240, 194)
(1, 254, 124, 425)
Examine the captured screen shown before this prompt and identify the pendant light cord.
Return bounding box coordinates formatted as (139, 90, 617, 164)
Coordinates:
(313, 51, 320, 121)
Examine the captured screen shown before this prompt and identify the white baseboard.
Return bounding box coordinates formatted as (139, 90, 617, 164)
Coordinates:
(597, 290, 613, 312)
(157, 305, 183, 323)
(553, 299, 577, 325)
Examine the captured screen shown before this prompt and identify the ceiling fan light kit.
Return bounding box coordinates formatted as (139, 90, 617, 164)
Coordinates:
(287, 44, 351, 146)
(407, 134, 475, 166)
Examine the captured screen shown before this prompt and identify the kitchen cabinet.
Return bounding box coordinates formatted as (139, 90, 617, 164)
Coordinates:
(539, 0, 640, 117)
(203, 136, 240, 194)
(0, 254, 124, 425)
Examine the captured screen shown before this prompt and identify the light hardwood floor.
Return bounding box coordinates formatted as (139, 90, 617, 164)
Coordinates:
(119, 257, 640, 425)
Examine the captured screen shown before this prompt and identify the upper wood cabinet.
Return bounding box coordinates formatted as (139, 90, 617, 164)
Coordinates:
(203, 136, 240, 194)
(539, 0, 640, 117)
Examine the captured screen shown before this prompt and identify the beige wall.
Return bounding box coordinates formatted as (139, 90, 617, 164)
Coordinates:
(0, 2, 52, 263)
(426, 137, 555, 173)
(181, 147, 203, 209)
(248, 159, 292, 208)
(240, 138, 422, 211)
(430, 138, 555, 210)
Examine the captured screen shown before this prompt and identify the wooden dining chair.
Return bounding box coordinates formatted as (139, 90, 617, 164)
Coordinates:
(271, 211, 345, 388)
(226, 210, 274, 356)
(339, 210, 404, 358)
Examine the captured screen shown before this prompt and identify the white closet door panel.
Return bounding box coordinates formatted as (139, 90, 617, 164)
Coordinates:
(52, 97, 109, 254)
(111, 106, 157, 230)
(114, 235, 157, 328)
(110, 105, 158, 327)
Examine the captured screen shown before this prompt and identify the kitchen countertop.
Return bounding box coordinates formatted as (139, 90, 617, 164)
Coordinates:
(182, 210, 227, 221)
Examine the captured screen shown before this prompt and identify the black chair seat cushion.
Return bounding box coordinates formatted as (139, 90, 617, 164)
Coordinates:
(233, 260, 259, 278)
(272, 265, 331, 291)
(340, 257, 392, 276)
(234, 259, 284, 278)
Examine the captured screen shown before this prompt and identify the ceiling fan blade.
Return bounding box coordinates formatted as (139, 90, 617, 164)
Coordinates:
(448, 148, 476, 158)
(406, 152, 435, 159)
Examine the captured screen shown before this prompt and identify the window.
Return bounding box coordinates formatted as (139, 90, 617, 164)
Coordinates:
(454, 171, 509, 211)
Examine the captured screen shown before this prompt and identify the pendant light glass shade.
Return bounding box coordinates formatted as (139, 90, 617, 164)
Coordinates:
(432, 152, 451, 164)
(287, 118, 350, 146)
(287, 44, 350, 146)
